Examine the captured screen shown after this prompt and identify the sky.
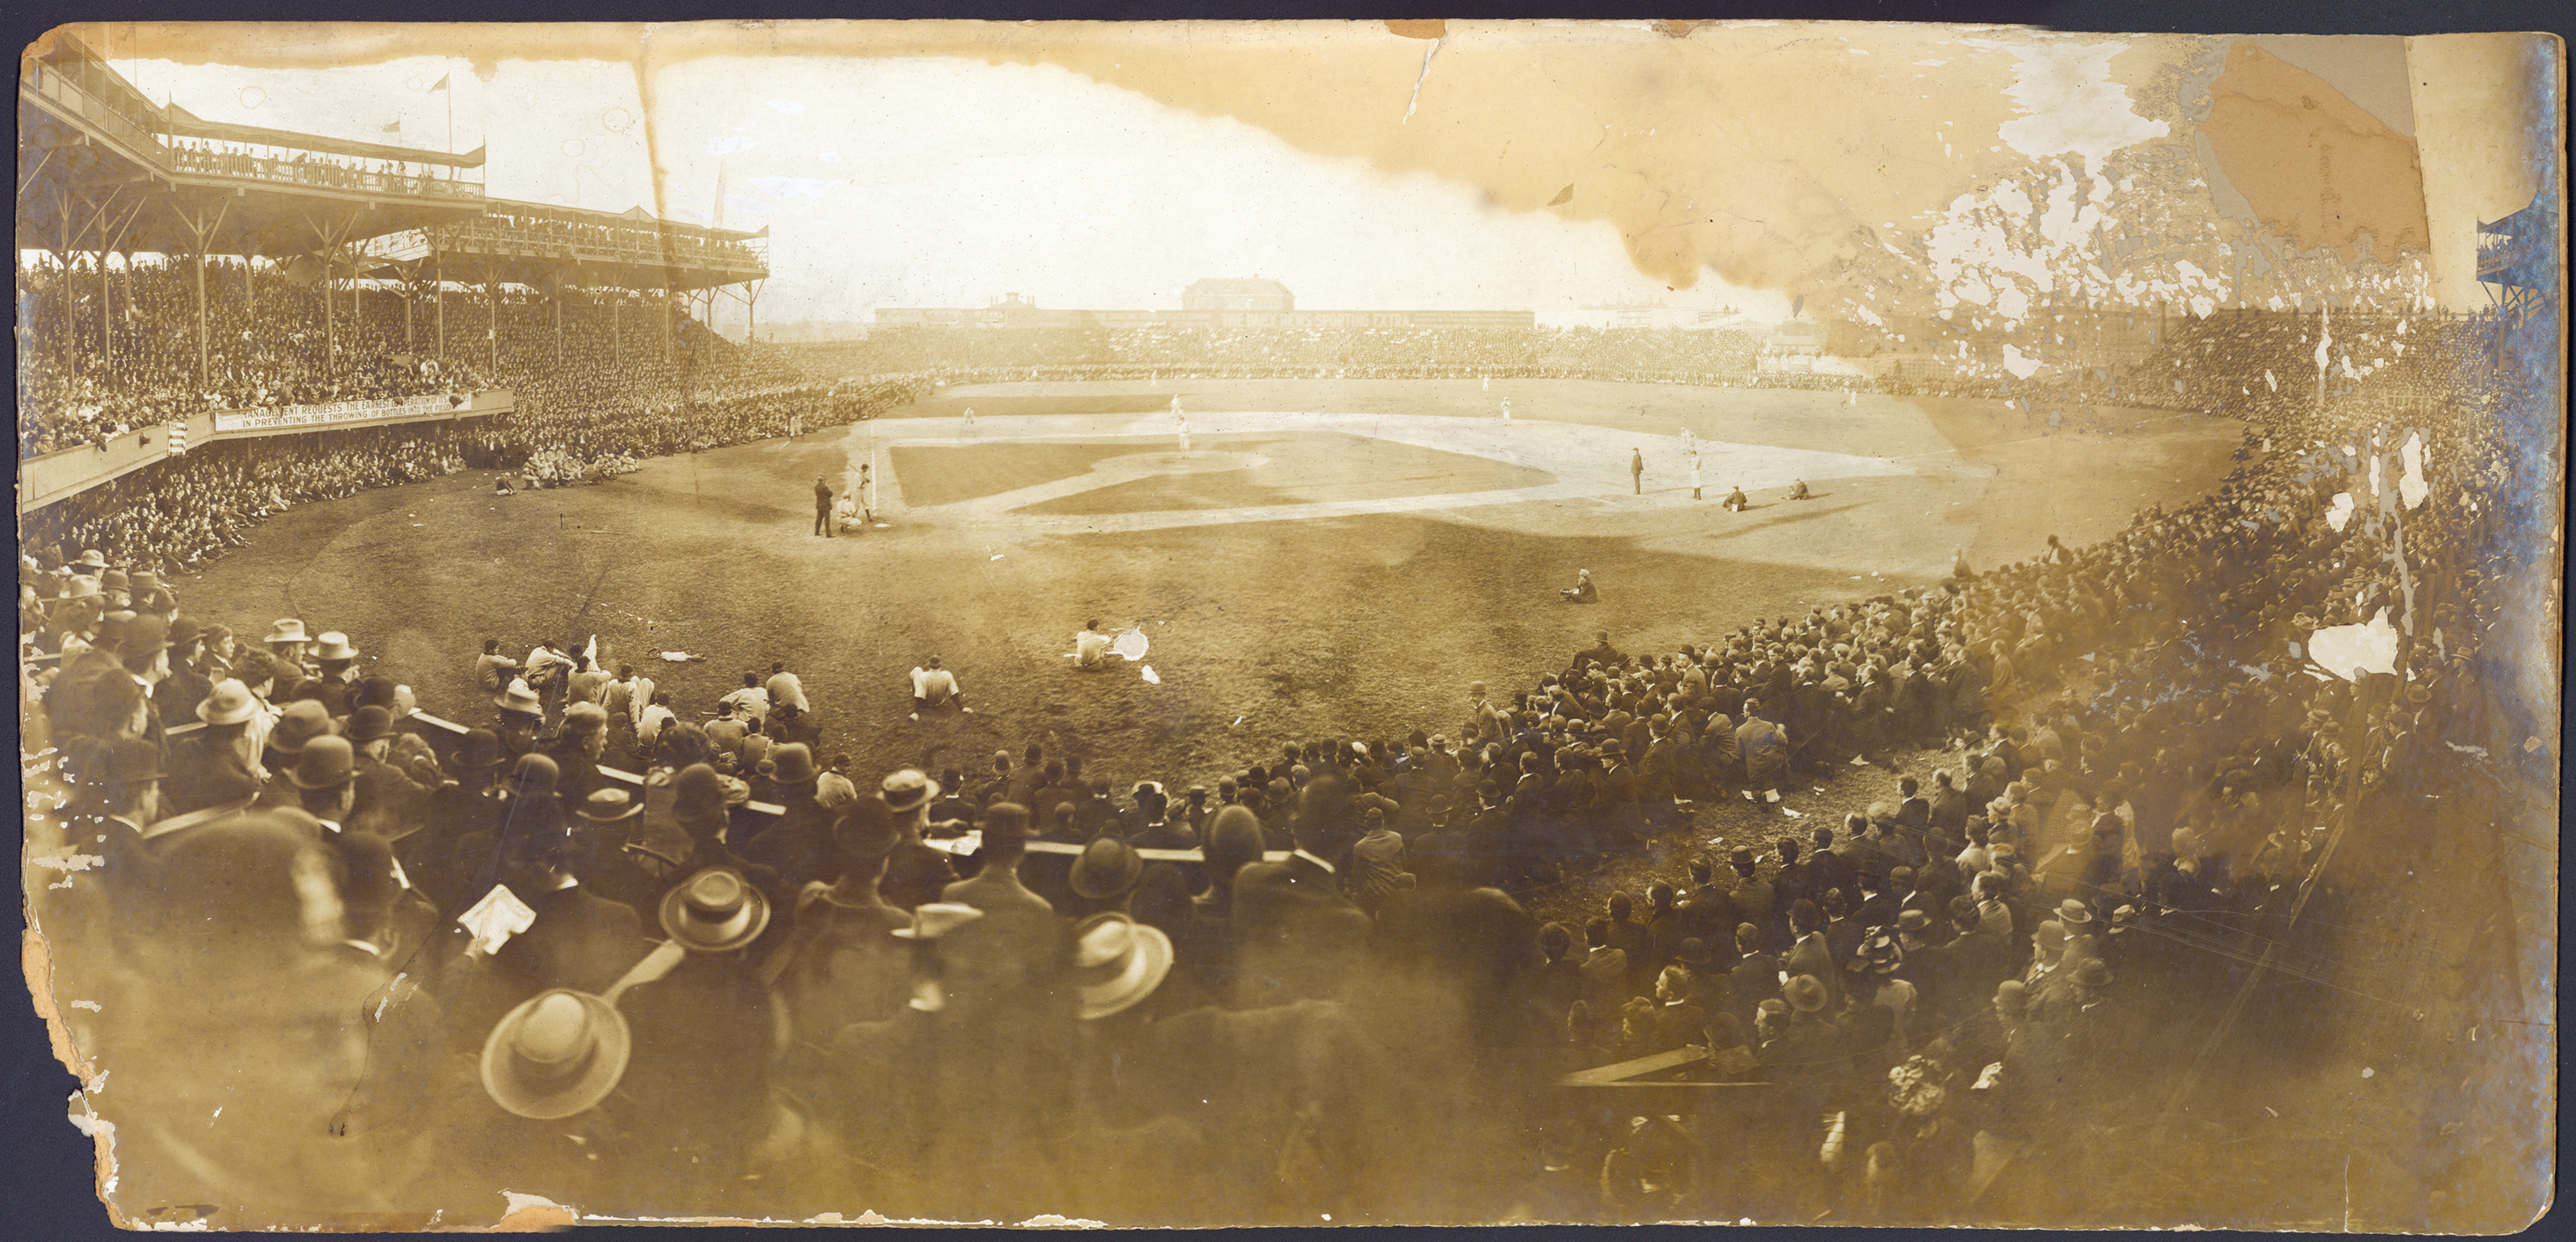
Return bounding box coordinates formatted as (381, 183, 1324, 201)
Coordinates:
(85, 21, 2519, 332)
(110, 49, 1796, 327)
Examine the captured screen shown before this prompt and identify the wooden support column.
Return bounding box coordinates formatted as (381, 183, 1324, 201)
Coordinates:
(166, 194, 235, 386)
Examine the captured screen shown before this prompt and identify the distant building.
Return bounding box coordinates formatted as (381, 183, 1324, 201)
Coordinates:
(1182, 277, 1295, 314)
(1757, 321, 1824, 372)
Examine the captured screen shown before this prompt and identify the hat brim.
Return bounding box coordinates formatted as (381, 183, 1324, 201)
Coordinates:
(577, 804, 645, 822)
(1075, 922, 1174, 1020)
(266, 731, 326, 757)
(197, 701, 257, 727)
(1071, 856, 1144, 900)
(479, 990, 632, 1121)
(881, 777, 939, 814)
(659, 876, 771, 952)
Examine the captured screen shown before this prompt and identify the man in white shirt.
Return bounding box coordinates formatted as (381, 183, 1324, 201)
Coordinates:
(1071, 621, 1114, 671)
(718, 672, 771, 731)
(909, 657, 972, 722)
(523, 639, 576, 698)
(616, 668, 658, 733)
(635, 690, 677, 756)
(764, 661, 809, 714)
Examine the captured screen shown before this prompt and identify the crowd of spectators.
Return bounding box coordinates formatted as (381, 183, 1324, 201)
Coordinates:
(449, 210, 762, 267)
(19, 273, 930, 572)
(18, 258, 481, 456)
(19, 286, 2540, 1222)
(164, 136, 479, 199)
(21, 426, 468, 576)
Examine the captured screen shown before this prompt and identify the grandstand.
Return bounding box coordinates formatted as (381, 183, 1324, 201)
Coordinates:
(13, 31, 2559, 1238)
(17, 28, 771, 487)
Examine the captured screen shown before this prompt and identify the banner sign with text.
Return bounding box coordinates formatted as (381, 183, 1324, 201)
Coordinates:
(213, 393, 460, 434)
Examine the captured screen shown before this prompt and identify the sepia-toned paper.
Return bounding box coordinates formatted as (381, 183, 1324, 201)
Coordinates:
(17, 18, 2562, 1231)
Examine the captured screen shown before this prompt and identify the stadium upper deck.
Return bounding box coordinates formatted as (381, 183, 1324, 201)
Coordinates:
(18, 29, 767, 385)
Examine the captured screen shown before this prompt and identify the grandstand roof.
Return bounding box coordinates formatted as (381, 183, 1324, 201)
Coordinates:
(160, 103, 485, 169)
(18, 33, 765, 295)
(20, 31, 488, 261)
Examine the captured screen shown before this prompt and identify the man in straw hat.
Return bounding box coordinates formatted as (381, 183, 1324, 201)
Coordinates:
(493, 678, 546, 759)
(872, 768, 963, 912)
(1070, 910, 1174, 1023)
(618, 866, 788, 1202)
(263, 617, 313, 678)
(160, 679, 265, 815)
(309, 631, 361, 717)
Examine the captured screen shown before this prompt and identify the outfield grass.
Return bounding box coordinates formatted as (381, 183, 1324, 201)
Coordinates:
(169, 378, 2241, 798)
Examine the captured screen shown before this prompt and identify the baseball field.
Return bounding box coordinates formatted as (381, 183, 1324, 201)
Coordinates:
(169, 377, 2244, 792)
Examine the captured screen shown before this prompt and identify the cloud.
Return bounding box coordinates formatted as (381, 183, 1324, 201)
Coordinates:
(768, 98, 806, 114)
(817, 151, 842, 163)
(706, 136, 758, 156)
(749, 176, 843, 199)
(722, 194, 777, 216)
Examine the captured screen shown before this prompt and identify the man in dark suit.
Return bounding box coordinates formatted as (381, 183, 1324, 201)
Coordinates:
(1928, 768, 1973, 839)
(412, 727, 510, 904)
(1596, 739, 1643, 853)
(1782, 899, 1844, 1015)
(344, 706, 437, 845)
(737, 744, 837, 891)
(565, 787, 675, 917)
(1851, 868, 1899, 932)
(1230, 790, 1371, 1005)
(499, 854, 652, 999)
(1772, 836, 1814, 915)
(1723, 922, 1782, 1033)
(1806, 825, 1853, 912)
(157, 617, 215, 731)
(1726, 847, 1777, 945)
(1674, 856, 1735, 951)
(1601, 890, 1658, 996)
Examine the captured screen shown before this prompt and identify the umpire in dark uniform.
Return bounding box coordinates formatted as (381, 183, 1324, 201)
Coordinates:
(813, 475, 835, 538)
